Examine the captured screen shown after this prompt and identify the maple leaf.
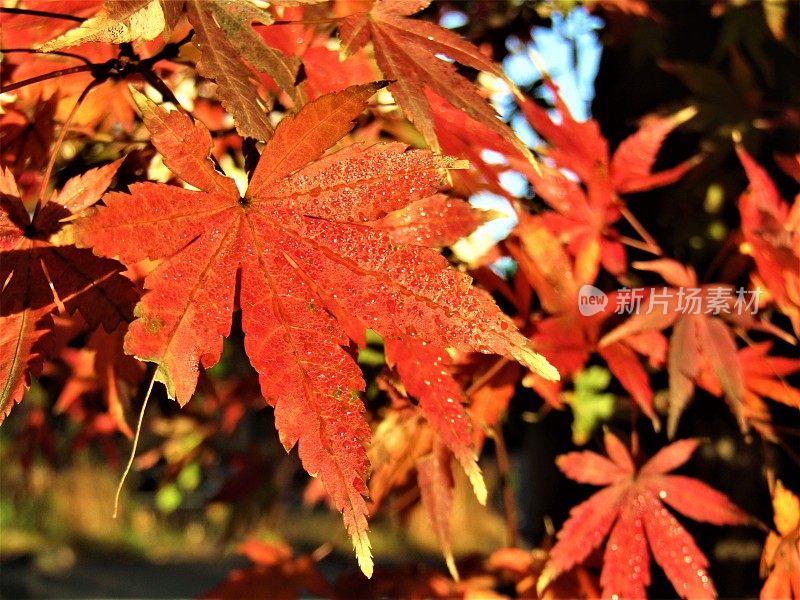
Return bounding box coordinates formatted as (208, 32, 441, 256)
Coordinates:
(509, 215, 660, 423)
(187, 0, 302, 139)
(54, 321, 146, 439)
(0, 94, 58, 177)
(600, 259, 753, 437)
(488, 547, 600, 599)
(520, 84, 698, 276)
(202, 540, 333, 600)
(38, 0, 170, 51)
(338, 0, 515, 152)
(77, 83, 558, 576)
(609, 107, 700, 194)
(697, 341, 800, 440)
(0, 163, 136, 421)
(385, 339, 486, 504)
(417, 444, 458, 581)
(736, 145, 800, 336)
(761, 481, 800, 599)
(367, 404, 433, 508)
(540, 432, 749, 599)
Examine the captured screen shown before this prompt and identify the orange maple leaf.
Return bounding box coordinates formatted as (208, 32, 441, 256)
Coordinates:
(339, 0, 514, 152)
(761, 481, 800, 599)
(77, 82, 558, 576)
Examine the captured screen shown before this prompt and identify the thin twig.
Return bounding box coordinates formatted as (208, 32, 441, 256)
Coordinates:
(37, 80, 98, 206)
(1, 48, 92, 65)
(619, 206, 663, 256)
(0, 64, 95, 94)
(619, 235, 662, 255)
(465, 357, 511, 398)
(486, 425, 518, 547)
(0, 6, 85, 22)
(113, 372, 157, 518)
(266, 17, 344, 25)
(311, 542, 334, 562)
(629, 405, 639, 457)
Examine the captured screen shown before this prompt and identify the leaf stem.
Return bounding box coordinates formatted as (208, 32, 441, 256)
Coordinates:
(0, 64, 95, 94)
(37, 80, 98, 206)
(0, 6, 85, 22)
(140, 70, 182, 108)
(113, 372, 157, 519)
(1, 48, 92, 65)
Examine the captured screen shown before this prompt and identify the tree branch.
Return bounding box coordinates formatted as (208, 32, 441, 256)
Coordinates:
(0, 6, 85, 22)
(1, 48, 92, 65)
(1, 64, 95, 94)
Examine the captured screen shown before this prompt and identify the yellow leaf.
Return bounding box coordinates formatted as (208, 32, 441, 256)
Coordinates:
(773, 480, 800, 536)
(38, 0, 165, 52)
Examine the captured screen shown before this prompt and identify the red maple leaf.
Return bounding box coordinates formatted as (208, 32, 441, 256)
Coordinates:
(0, 163, 136, 421)
(338, 0, 517, 152)
(697, 341, 800, 440)
(385, 339, 486, 503)
(736, 145, 800, 336)
(416, 443, 459, 581)
(202, 540, 332, 600)
(600, 258, 759, 436)
(540, 432, 749, 599)
(509, 215, 662, 422)
(54, 319, 146, 439)
(0, 94, 59, 178)
(77, 83, 558, 575)
(521, 85, 698, 277)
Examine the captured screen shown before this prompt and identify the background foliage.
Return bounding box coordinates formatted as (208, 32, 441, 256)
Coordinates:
(1, 0, 799, 598)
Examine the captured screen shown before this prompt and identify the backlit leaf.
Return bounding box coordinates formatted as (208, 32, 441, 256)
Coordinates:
(78, 84, 557, 576)
(541, 432, 748, 599)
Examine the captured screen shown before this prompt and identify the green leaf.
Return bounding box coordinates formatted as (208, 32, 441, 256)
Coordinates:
(565, 366, 615, 445)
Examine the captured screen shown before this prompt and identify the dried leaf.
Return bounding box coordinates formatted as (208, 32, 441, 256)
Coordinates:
(38, 0, 166, 51)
